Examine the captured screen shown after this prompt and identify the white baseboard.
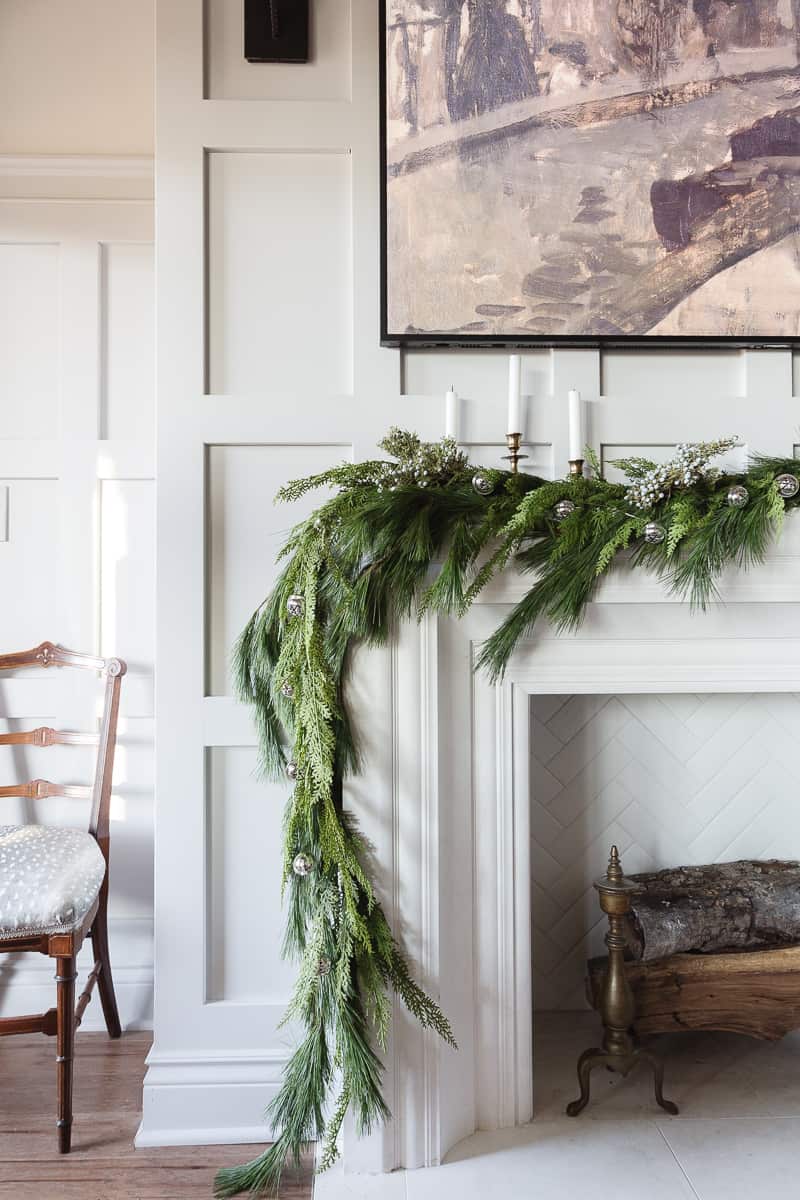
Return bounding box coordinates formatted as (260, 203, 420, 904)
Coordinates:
(0, 917, 153, 1031)
(135, 1123, 273, 1149)
(135, 1047, 287, 1148)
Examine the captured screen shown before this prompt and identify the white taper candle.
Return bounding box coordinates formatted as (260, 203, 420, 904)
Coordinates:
(568, 389, 584, 461)
(445, 385, 459, 440)
(507, 355, 522, 434)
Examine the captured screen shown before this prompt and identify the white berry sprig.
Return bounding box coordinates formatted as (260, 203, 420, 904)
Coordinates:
(613, 437, 740, 511)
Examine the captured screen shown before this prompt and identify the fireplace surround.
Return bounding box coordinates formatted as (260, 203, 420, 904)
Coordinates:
(316, 518, 800, 1192)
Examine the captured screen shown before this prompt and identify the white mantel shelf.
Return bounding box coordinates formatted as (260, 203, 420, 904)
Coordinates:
(479, 510, 800, 606)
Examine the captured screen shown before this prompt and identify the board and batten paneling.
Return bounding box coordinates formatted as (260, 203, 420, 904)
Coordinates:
(149, 0, 800, 1161)
(101, 243, 156, 441)
(207, 151, 353, 397)
(0, 170, 154, 1031)
(206, 747, 296, 1004)
(0, 244, 60, 435)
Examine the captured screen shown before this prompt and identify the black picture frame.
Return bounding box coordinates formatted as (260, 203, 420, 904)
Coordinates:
(378, 0, 800, 350)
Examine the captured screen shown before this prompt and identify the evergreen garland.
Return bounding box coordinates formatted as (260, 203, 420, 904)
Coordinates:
(214, 431, 799, 1197)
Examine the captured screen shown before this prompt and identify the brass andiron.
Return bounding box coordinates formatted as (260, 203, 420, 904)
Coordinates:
(566, 846, 678, 1117)
(503, 432, 528, 474)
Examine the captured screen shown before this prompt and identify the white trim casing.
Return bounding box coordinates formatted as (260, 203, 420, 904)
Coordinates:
(0, 155, 154, 200)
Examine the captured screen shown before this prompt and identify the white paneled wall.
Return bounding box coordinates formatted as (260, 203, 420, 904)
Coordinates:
(206, 151, 353, 397)
(531, 693, 800, 1012)
(150, 0, 800, 1155)
(206, 442, 346, 695)
(0, 165, 154, 1029)
(102, 244, 156, 440)
(206, 747, 295, 1004)
(0, 244, 60, 434)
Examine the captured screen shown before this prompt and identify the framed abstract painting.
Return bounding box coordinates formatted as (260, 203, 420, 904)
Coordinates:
(380, 1, 800, 346)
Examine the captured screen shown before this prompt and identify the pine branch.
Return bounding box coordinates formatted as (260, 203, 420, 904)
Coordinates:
(226, 430, 799, 1196)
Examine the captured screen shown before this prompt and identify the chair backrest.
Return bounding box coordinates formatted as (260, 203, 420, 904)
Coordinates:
(0, 642, 126, 863)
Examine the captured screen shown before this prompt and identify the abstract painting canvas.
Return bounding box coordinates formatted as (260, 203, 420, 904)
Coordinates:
(381, 1, 800, 344)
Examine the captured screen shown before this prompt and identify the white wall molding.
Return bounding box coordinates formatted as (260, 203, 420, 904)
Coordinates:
(0, 155, 154, 177)
(0, 155, 154, 200)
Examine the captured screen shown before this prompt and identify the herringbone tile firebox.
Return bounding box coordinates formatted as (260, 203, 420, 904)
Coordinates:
(531, 693, 800, 1010)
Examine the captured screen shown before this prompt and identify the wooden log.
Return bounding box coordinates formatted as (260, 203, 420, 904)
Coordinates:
(587, 945, 800, 1041)
(626, 859, 800, 961)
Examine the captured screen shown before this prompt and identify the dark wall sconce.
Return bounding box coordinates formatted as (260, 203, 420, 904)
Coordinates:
(245, 0, 309, 63)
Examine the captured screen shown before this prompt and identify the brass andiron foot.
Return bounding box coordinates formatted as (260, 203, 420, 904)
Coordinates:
(566, 846, 678, 1118)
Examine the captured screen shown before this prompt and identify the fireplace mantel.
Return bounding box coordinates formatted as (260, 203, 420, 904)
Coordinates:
(478, 511, 800, 607)
(317, 516, 800, 1195)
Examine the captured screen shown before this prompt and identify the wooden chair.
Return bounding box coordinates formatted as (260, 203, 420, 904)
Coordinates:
(0, 641, 126, 1152)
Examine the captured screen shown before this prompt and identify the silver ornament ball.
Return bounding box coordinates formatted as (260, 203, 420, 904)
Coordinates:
(285, 760, 298, 781)
(287, 593, 304, 618)
(776, 473, 800, 499)
(292, 853, 313, 877)
(644, 521, 666, 545)
(280, 680, 295, 699)
(726, 484, 749, 508)
(472, 473, 494, 496)
(553, 499, 576, 522)
(317, 956, 332, 977)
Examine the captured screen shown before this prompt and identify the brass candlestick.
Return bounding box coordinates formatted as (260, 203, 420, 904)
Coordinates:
(566, 845, 678, 1118)
(569, 459, 584, 477)
(503, 432, 528, 474)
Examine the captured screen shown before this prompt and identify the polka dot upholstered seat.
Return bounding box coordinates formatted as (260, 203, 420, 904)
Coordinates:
(0, 824, 106, 939)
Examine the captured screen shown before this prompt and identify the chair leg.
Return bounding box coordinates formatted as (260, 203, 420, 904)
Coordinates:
(92, 886, 121, 1039)
(56, 955, 76, 1153)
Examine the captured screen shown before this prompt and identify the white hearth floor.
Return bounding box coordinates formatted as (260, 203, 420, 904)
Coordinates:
(316, 1011, 800, 1200)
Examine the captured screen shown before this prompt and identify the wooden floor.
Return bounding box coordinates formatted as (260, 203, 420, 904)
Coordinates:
(0, 1031, 314, 1199)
